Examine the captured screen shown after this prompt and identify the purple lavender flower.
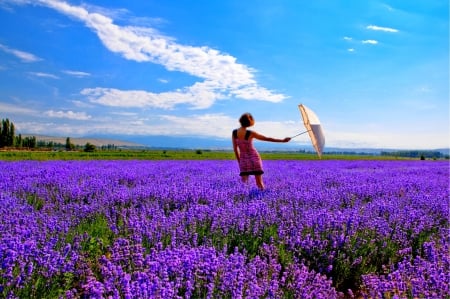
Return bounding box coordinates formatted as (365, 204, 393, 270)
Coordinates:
(0, 160, 448, 297)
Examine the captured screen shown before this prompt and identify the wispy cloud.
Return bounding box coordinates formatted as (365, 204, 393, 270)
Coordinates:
(45, 110, 91, 120)
(29, 72, 60, 79)
(153, 114, 299, 139)
(0, 43, 42, 62)
(401, 98, 436, 111)
(417, 86, 432, 93)
(380, 4, 395, 12)
(94, 113, 299, 139)
(155, 113, 235, 137)
(62, 70, 91, 78)
(362, 40, 378, 45)
(366, 25, 399, 33)
(0, 102, 37, 115)
(18, 0, 287, 109)
(72, 100, 95, 108)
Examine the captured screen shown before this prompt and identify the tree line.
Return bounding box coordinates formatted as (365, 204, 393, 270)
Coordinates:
(0, 117, 115, 152)
(0, 118, 37, 148)
(380, 150, 448, 160)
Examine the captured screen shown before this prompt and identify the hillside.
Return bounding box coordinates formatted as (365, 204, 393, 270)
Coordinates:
(23, 135, 143, 147)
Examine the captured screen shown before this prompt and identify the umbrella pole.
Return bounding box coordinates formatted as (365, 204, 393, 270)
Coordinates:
(291, 130, 310, 139)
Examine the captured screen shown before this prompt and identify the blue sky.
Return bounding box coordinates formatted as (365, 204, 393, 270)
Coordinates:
(0, 0, 448, 150)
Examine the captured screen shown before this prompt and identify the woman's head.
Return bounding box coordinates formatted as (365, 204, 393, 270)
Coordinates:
(239, 113, 254, 127)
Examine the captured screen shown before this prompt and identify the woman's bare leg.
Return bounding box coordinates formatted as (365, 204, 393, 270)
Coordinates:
(241, 175, 249, 184)
(255, 175, 265, 190)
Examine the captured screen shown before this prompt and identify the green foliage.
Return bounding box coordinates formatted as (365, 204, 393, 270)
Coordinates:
(0, 118, 15, 147)
(26, 194, 45, 211)
(66, 213, 114, 247)
(14, 134, 22, 147)
(2, 271, 75, 299)
(0, 118, 39, 149)
(65, 213, 115, 276)
(83, 142, 96, 152)
(334, 232, 400, 291)
(410, 228, 438, 258)
(382, 149, 448, 159)
(192, 220, 292, 266)
(22, 136, 37, 148)
(65, 137, 75, 151)
(295, 227, 404, 292)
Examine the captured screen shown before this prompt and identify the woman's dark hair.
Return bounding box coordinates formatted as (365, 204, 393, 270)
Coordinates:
(239, 113, 253, 127)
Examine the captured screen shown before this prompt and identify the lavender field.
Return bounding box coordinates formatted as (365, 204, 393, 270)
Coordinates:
(0, 160, 449, 298)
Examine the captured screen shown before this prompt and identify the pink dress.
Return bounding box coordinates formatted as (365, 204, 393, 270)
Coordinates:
(233, 129, 264, 176)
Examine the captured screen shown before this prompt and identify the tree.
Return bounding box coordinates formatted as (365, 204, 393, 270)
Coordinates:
(1, 118, 14, 147)
(15, 134, 23, 148)
(23, 136, 36, 148)
(8, 122, 14, 146)
(84, 142, 96, 152)
(65, 137, 75, 151)
(1, 119, 8, 147)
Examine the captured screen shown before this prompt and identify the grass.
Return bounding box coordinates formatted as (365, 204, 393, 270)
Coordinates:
(0, 149, 404, 161)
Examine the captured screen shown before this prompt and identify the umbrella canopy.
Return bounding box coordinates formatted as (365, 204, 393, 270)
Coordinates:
(298, 104, 325, 158)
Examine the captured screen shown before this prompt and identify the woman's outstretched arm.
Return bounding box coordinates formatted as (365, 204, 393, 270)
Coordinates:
(251, 131, 291, 143)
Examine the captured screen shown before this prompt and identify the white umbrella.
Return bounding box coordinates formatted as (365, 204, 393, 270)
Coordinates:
(291, 104, 325, 158)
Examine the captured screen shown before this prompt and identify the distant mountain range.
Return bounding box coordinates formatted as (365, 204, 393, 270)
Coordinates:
(101, 134, 450, 155)
(26, 134, 450, 156)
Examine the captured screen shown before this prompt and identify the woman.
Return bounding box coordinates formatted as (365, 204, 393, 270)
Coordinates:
(232, 113, 291, 190)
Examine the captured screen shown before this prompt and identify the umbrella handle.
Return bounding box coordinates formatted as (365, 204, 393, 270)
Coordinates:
(291, 130, 310, 139)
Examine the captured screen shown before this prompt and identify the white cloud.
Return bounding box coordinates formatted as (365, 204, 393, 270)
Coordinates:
(347, 48, 355, 52)
(145, 114, 299, 139)
(81, 83, 221, 110)
(252, 120, 300, 140)
(381, 4, 395, 12)
(6, 100, 447, 149)
(29, 72, 60, 79)
(156, 113, 235, 137)
(111, 112, 138, 117)
(27, 0, 286, 109)
(11, 110, 298, 140)
(62, 70, 91, 77)
(0, 102, 37, 115)
(0, 43, 42, 62)
(325, 129, 446, 150)
(71, 100, 95, 108)
(366, 25, 399, 33)
(230, 84, 286, 102)
(12, 121, 88, 136)
(81, 77, 281, 110)
(97, 113, 299, 139)
(362, 40, 378, 45)
(45, 110, 91, 120)
(1, 0, 32, 5)
(343, 36, 352, 41)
